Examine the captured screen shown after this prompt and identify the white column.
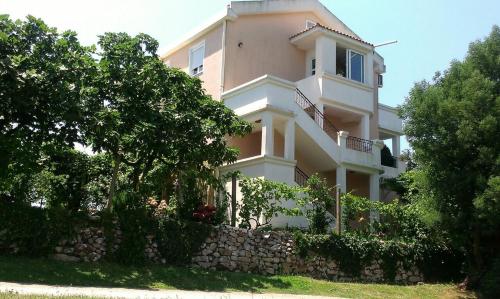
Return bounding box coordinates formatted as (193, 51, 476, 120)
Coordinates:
(284, 118, 295, 161)
(315, 36, 336, 75)
(261, 112, 274, 156)
(392, 135, 400, 157)
(372, 139, 384, 165)
(337, 130, 349, 147)
(361, 114, 370, 140)
(336, 166, 346, 193)
(369, 173, 380, 222)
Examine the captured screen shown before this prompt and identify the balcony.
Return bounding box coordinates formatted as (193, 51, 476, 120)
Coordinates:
(295, 88, 373, 153)
(378, 104, 403, 135)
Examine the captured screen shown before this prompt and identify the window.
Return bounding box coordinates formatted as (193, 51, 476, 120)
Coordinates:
(347, 50, 364, 83)
(189, 42, 204, 76)
(305, 20, 316, 29)
(378, 74, 383, 87)
(311, 58, 316, 75)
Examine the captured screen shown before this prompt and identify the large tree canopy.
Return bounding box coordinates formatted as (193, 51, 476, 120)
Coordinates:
(400, 26, 500, 285)
(0, 16, 251, 212)
(0, 15, 96, 200)
(87, 32, 251, 208)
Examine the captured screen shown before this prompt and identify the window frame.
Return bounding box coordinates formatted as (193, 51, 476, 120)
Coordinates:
(189, 41, 205, 76)
(346, 49, 365, 83)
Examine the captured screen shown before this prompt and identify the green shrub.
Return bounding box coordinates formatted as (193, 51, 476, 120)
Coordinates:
(106, 192, 152, 265)
(154, 218, 211, 265)
(294, 230, 462, 281)
(239, 176, 300, 228)
(381, 145, 396, 167)
(0, 202, 48, 256)
(479, 257, 500, 298)
(0, 201, 82, 257)
(299, 174, 335, 234)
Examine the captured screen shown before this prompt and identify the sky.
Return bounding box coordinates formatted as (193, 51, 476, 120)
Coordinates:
(1, 0, 499, 150)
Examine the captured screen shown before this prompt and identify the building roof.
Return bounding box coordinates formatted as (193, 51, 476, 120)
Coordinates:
(289, 23, 373, 47)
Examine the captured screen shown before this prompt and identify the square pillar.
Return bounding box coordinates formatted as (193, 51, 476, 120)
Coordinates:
(372, 139, 384, 165)
(261, 112, 274, 156)
(284, 118, 295, 161)
(361, 114, 370, 140)
(336, 166, 346, 193)
(315, 36, 336, 75)
(392, 136, 400, 157)
(337, 131, 349, 147)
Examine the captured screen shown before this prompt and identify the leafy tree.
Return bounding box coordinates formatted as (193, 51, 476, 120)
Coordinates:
(298, 174, 335, 234)
(86, 32, 251, 210)
(400, 26, 500, 287)
(0, 15, 96, 202)
(238, 177, 300, 228)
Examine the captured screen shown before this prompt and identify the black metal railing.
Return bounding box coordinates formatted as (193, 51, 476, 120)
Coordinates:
(295, 88, 374, 153)
(295, 88, 339, 141)
(346, 136, 373, 153)
(294, 166, 309, 186)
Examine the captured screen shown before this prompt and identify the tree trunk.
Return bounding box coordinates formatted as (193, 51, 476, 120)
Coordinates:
(106, 154, 121, 211)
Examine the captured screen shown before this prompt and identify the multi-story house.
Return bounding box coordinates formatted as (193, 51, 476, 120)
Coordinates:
(162, 0, 405, 227)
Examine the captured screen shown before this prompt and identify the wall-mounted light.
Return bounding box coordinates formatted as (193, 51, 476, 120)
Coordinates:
(238, 42, 243, 48)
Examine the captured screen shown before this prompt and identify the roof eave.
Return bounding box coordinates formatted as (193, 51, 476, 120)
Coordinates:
(160, 8, 237, 60)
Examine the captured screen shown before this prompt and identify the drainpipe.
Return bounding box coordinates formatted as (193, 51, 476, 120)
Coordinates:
(219, 6, 229, 97)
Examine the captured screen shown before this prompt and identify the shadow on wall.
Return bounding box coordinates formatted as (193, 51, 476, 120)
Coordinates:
(0, 255, 292, 293)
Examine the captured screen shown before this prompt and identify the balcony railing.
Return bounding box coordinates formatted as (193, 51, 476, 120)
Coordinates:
(294, 166, 309, 186)
(295, 88, 339, 141)
(346, 136, 373, 153)
(295, 88, 373, 153)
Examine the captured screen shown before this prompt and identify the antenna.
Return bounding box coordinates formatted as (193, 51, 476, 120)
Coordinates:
(374, 40, 398, 48)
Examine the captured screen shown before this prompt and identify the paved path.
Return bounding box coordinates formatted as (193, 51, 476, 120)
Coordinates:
(0, 282, 347, 299)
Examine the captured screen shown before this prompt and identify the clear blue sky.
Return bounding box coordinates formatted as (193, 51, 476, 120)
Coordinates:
(2, 0, 499, 150)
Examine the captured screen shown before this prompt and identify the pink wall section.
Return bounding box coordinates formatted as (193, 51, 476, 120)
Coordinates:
(223, 12, 321, 90)
(163, 25, 224, 99)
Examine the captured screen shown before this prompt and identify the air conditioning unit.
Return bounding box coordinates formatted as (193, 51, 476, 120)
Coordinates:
(378, 74, 383, 87)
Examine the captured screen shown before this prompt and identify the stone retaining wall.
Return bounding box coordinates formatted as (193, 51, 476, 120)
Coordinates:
(44, 224, 422, 284)
(191, 226, 423, 284)
(50, 221, 163, 264)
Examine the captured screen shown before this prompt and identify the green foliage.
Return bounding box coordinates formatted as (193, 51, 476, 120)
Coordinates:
(0, 16, 96, 202)
(478, 257, 500, 298)
(342, 192, 438, 241)
(238, 177, 300, 228)
(294, 231, 462, 282)
(107, 192, 151, 265)
(381, 145, 396, 168)
(298, 174, 335, 234)
(155, 218, 212, 265)
(0, 201, 83, 257)
(85, 32, 251, 209)
(400, 26, 500, 280)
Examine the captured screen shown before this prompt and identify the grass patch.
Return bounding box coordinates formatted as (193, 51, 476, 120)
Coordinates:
(0, 256, 474, 299)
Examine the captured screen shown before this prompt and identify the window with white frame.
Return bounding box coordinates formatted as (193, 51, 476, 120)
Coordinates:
(347, 50, 364, 83)
(305, 20, 316, 29)
(189, 42, 205, 76)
